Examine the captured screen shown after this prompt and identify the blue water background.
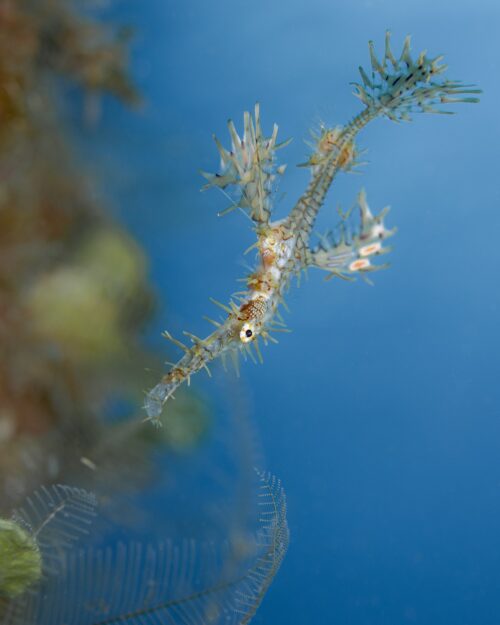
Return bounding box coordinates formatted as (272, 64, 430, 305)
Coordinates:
(80, 1, 499, 623)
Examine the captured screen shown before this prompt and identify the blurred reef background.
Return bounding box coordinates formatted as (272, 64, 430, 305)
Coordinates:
(1, 0, 500, 624)
(0, 4, 284, 623)
(0, 0, 211, 517)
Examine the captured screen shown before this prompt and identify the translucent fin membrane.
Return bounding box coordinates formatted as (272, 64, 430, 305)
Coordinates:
(309, 189, 395, 280)
(144, 381, 171, 425)
(201, 103, 290, 225)
(352, 31, 481, 121)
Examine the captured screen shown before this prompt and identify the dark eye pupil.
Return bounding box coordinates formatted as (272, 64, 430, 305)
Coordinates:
(245, 329, 253, 338)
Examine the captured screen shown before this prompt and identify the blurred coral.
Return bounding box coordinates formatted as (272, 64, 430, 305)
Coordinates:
(0, 0, 206, 513)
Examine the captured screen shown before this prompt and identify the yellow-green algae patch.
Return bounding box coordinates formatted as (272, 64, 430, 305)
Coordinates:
(0, 518, 42, 597)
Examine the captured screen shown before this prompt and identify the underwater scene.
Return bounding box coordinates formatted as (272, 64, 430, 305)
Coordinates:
(0, 0, 498, 623)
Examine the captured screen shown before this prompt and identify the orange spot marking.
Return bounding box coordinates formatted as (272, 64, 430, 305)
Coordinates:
(359, 242, 382, 257)
(349, 258, 370, 272)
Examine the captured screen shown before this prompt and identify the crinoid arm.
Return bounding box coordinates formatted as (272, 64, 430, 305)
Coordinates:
(11, 485, 97, 577)
(200, 103, 291, 225)
(1, 486, 97, 625)
(307, 189, 396, 281)
(352, 31, 481, 122)
(17, 472, 288, 625)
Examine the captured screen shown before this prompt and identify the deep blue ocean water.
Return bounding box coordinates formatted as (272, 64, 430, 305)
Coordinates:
(81, 1, 500, 623)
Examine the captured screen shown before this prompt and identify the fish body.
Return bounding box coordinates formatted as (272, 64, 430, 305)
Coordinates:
(145, 33, 480, 425)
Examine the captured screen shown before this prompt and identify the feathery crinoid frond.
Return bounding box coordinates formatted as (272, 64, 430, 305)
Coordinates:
(233, 470, 289, 625)
(308, 189, 396, 281)
(1, 486, 97, 625)
(201, 103, 290, 225)
(19, 472, 288, 625)
(352, 31, 481, 121)
(10, 485, 98, 577)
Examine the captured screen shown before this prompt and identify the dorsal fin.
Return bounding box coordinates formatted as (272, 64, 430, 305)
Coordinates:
(201, 104, 291, 225)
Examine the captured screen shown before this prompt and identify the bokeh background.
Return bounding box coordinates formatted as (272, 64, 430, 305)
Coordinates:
(2, 0, 500, 623)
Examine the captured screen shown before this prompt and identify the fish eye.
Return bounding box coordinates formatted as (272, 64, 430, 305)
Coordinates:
(240, 322, 255, 343)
